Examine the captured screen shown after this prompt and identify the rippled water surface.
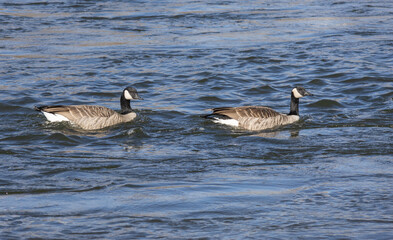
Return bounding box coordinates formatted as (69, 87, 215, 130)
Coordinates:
(1, 0, 392, 239)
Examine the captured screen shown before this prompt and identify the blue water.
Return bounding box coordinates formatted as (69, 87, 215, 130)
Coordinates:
(1, 0, 392, 239)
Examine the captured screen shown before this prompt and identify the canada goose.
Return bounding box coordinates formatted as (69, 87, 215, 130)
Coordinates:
(35, 87, 142, 130)
(203, 86, 313, 131)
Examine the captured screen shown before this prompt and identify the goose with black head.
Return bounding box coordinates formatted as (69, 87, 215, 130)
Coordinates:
(203, 86, 313, 131)
(35, 87, 142, 130)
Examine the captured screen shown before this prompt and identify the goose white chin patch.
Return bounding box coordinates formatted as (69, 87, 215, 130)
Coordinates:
(213, 118, 239, 127)
(124, 90, 133, 100)
(292, 88, 303, 98)
(43, 112, 70, 122)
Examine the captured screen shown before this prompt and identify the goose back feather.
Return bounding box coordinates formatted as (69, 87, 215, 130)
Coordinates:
(210, 106, 281, 119)
(35, 105, 136, 130)
(206, 106, 299, 131)
(203, 86, 312, 131)
(35, 86, 141, 130)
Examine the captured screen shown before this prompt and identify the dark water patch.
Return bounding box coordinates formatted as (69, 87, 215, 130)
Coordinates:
(380, 91, 393, 101)
(307, 99, 344, 108)
(0, 149, 16, 155)
(112, 26, 147, 32)
(307, 78, 327, 86)
(75, 90, 119, 99)
(341, 76, 392, 84)
(110, 14, 172, 22)
(0, 102, 25, 112)
(79, 164, 121, 172)
(80, 16, 111, 21)
(4, 96, 37, 106)
(237, 56, 270, 64)
(381, 109, 393, 114)
(197, 95, 233, 103)
(2, 1, 53, 6)
(4, 188, 73, 195)
(8, 184, 106, 195)
(122, 183, 148, 189)
(0, 133, 46, 150)
(243, 85, 277, 96)
(342, 86, 377, 95)
(321, 72, 348, 80)
(43, 132, 83, 145)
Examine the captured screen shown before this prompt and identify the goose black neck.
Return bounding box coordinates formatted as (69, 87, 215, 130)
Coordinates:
(288, 92, 299, 115)
(120, 95, 132, 114)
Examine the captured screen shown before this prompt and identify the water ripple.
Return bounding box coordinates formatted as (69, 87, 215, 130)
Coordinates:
(1, 0, 392, 239)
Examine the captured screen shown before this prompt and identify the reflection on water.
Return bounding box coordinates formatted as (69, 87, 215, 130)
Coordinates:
(40, 121, 115, 137)
(250, 129, 300, 138)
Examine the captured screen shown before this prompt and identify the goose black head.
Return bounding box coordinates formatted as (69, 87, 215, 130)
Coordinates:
(292, 86, 313, 98)
(123, 87, 143, 100)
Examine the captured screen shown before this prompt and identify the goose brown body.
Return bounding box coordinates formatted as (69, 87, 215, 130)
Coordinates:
(207, 106, 299, 131)
(203, 86, 312, 131)
(35, 86, 142, 130)
(35, 105, 137, 130)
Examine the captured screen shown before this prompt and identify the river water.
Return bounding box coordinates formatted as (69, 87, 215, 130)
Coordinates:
(1, 0, 392, 239)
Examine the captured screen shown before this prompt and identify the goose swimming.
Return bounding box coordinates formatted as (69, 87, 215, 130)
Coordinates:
(203, 86, 313, 131)
(35, 86, 142, 130)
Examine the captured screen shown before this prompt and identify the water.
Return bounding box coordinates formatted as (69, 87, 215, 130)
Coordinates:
(1, 0, 392, 239)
